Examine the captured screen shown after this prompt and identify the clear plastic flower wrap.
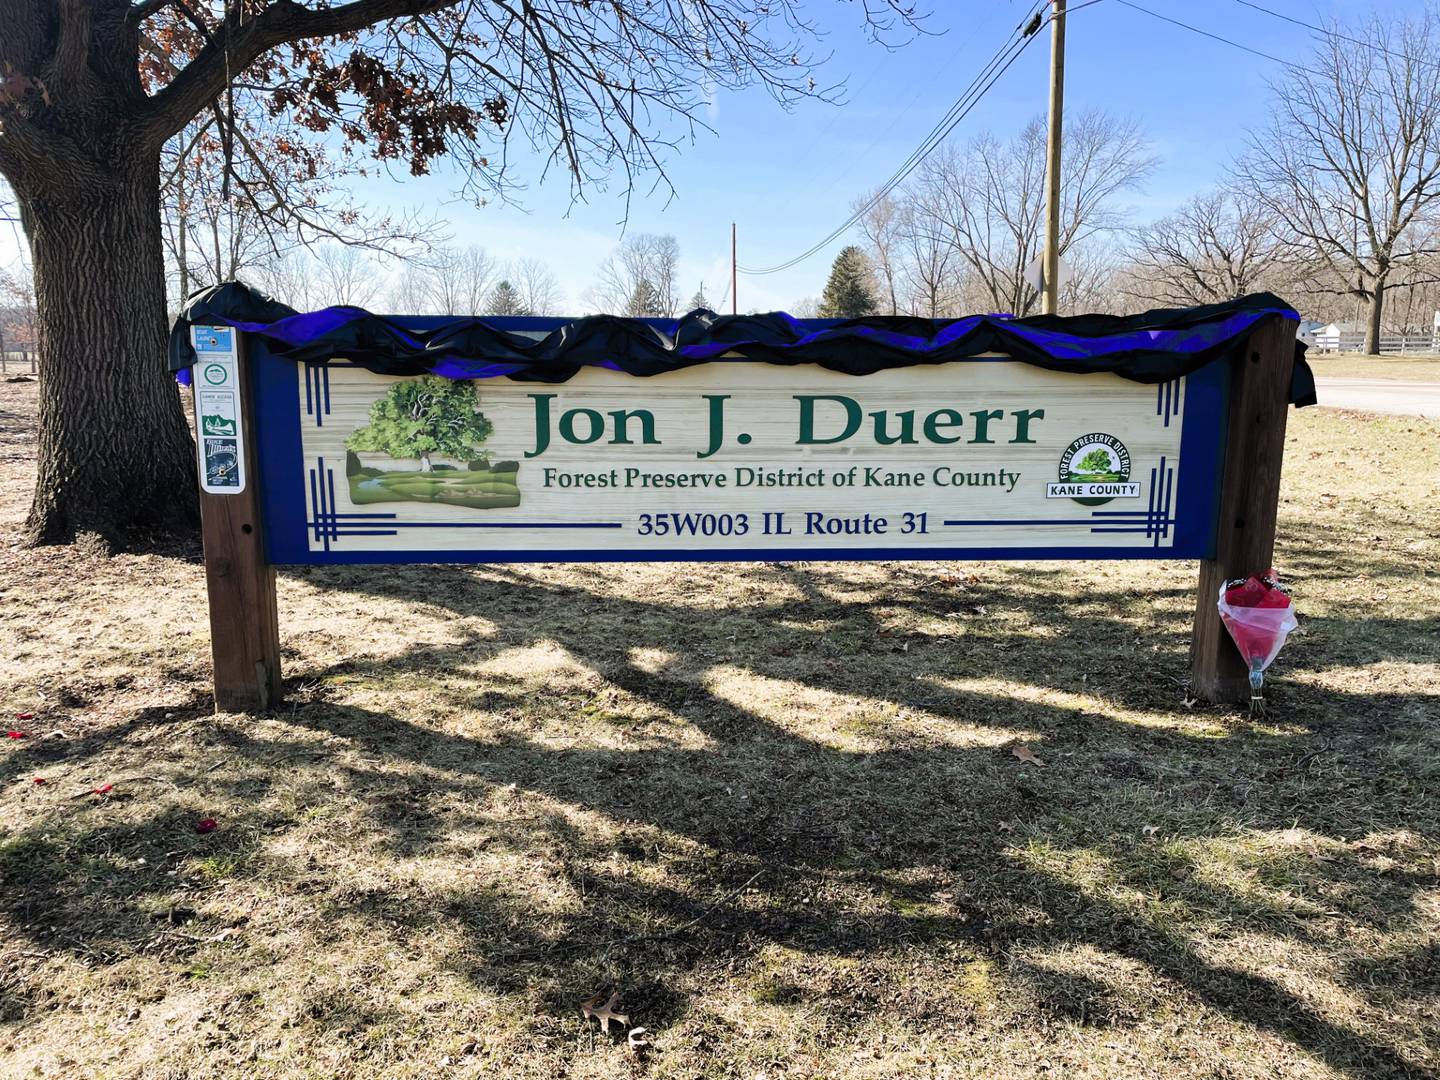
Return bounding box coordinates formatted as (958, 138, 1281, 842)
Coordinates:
(1218, 570, 1297, 714)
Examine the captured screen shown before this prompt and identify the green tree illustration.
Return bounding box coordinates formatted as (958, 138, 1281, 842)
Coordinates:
(1077, 448, 1115, 475)
(346, 377, 493, 472)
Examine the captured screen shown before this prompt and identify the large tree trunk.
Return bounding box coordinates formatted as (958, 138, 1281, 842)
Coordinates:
(18, 152, 199, 547)
(1364, 277, 1387, 356)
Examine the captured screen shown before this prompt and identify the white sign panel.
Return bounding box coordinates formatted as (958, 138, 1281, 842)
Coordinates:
(265, 356, 1218, 562)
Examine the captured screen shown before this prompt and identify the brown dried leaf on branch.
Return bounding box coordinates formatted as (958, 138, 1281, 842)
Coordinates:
(580, 991, 629, 1034)
(1011, 743, 1046, 768)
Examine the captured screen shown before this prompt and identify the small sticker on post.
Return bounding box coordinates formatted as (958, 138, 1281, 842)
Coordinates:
(191, 326, 246, 494)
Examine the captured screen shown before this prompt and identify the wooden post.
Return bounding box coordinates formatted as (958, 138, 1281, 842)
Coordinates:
(1041, 0, 1066, 315)
(193, 332, 282, 712)
(1191, 315, 1297, 704)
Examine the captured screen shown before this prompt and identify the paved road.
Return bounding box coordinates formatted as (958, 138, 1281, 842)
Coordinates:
(1314, 377, 1440, 418)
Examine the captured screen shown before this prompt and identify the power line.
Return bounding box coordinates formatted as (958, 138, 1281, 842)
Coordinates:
(1118, 0, 1396, 104)
(739, 8, 1042, 275)
(1113, 0, 1296, 71)
(739, 4, 1049, 277)
(1232, 0, 1440, 73)
(801, 0, 1033, 207)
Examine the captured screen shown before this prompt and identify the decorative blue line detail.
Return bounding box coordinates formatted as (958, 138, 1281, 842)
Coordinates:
(1147, 462, 1159, 539)
(303, 362, 331, 427)
(308, 467, 320, 544)
(1160, 458, 1175, 543)
(943, 518, 1174, 527)
(1140, 455, 1176, 546)
(306, 520, 625, 531)
(1153, 376, 1184, 428)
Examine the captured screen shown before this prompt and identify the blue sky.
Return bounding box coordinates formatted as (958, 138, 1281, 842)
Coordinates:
(348, 0, 1416, 312)
(1, 0, 1421, 312)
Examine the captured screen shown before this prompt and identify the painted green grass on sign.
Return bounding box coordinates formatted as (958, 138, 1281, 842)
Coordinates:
(349, 462, 522, 509)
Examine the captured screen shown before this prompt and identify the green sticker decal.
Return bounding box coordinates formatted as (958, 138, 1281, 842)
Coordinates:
(1046, 433, 1142, 506)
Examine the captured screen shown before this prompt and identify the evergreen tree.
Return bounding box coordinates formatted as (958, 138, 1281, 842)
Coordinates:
(688, 283, 712, 312)
(486, 279, 528, 316)
(818, 246, 879, 318)
(626, 279, 665, 317)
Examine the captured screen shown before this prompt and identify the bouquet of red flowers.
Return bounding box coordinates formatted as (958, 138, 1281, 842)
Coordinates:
(1218, 570, 1297, 714)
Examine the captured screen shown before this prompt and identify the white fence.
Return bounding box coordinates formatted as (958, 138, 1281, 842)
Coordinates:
(1312, 331, 1440, 355)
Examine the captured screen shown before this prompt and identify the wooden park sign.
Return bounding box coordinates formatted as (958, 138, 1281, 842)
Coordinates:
(182, 299, 1303, 713)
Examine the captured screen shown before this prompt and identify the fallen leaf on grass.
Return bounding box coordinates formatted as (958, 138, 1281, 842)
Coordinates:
(92, 784, 113, 795)
(32, 777, 46, 785)
(14, 713, 34, 721)
(6, 731, 26, 739)
(1011, 744, 1045, 768)
(580, 991, 629, 1033)
(195, 818, 218, 834)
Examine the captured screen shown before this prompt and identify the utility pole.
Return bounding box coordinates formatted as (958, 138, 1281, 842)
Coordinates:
(731, 222, 738, 315)
(1041, 0, 1066, 315)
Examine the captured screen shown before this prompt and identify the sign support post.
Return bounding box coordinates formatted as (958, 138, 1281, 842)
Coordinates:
(191, 327, 282, 712)
(1190, 315, 1297, 704)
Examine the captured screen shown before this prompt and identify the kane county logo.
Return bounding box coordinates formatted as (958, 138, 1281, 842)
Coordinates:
(1045, 433, 1142, 506)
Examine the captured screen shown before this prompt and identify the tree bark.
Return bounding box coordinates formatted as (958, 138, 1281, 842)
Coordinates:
(18, 151, 199, 547)
(1364, 276, 1387, 356)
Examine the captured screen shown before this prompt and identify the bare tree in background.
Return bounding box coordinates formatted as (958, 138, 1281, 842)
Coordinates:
(1123, 189, 1280, 306)
(1, 262, 38, 362)
(1235, 9, 1440, 354)
(422, 246, 499, 316)
(511, 258, 564, 316)
(249, 250, 323, 312)
(920, 110, 1154, 316)
(314, 246, 384, 309)
(248, 245, 383, 311)
(589, 234, 681, 316)
(895, 173, 961, 317)
(387, 263, 432, 316)
(0, 0, 922, 546)
(160, 109, 434, 304)
(853, 189, 902, 315)
(1059, 239, 1125, 315)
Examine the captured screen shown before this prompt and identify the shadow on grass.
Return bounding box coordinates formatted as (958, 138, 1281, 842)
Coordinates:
(3, 560, 1436, 1075)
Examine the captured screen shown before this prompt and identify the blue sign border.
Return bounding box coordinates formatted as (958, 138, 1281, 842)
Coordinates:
(253, 319, 1228, 566)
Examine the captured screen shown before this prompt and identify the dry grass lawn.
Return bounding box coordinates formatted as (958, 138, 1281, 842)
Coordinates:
(1, 377, 1438, 1079)
(1307, 354, 1440, 381)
